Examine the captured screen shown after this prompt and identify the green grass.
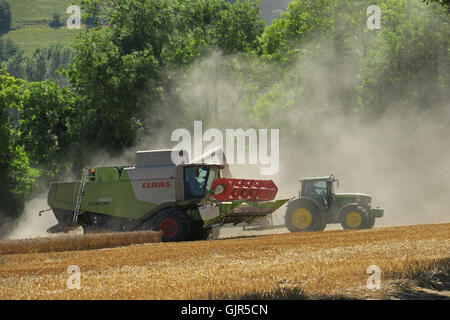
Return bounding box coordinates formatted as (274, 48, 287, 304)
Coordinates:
(2, 1, 84, 55)
(3, 26, 83, 55)
(8, 0, 80, 29)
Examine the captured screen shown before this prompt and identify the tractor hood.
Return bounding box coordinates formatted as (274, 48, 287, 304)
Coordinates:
(335, 193, 372, 206)
(335, 193, 371, 198)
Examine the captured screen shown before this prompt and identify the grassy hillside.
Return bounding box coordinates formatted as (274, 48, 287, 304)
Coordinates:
(2, 0, 288, 55)
(3, 26, 82, 55)
(2, 0, 82, 55)
(8, 0, 77, 29)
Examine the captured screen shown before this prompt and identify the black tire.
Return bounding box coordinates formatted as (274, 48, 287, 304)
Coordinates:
(141, 207, 191, 242)
(366, 213, 376, 229)
(80, 212, 124, 234)
(285, 201, 325, 232)
(80, 212, 105, 234)
(314, 219, 327, 231)
(340, 205, 369, 230)
(188, 220, 209, 241)
(188, 229, 210, 241)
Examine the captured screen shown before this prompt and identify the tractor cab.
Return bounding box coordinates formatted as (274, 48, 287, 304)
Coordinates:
(300, 176, 339, 208)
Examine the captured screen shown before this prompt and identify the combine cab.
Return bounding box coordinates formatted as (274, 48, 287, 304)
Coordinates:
(45, 149, 287, 241)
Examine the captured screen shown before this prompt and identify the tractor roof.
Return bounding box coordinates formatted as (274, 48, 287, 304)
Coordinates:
(299, 176, 338, 183)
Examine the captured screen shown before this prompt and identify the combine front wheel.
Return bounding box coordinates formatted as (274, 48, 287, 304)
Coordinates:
(144, 207, 191, 242)
(188, 220, 209, 241)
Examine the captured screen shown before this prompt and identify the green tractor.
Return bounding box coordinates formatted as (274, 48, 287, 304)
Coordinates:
(285, 176, 384, 232)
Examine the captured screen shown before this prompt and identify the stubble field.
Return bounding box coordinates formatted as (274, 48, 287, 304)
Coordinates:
(0, 223, 449, 300)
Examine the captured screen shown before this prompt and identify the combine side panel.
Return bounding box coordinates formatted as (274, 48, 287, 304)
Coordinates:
(47, 182, 78, 211)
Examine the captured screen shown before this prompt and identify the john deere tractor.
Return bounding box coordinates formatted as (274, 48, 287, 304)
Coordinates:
(285, 176, 383, 232)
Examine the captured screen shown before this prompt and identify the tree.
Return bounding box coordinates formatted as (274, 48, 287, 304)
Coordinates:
(213, 0, 265, 54)
(25, 48, 48, 82)
(69, 27, 160, 153)
(4, 50, 26, 79)
(70, 0, 266, 154)
(423, 0, 450, 7)
(358, 0, 450, 115)
(18, 81, 79, 178)
(5, 44, 75, 85)
(260, 0, 334, 62)
(0, 38, 18, 62)
(0, 71, 40, 237)
(0, 0, 11, 35)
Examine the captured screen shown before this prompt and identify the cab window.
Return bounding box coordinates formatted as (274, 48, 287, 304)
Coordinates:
(184, 166, 209, 199)
(206, 168, 219, 190)
(303, 180, 327, 196)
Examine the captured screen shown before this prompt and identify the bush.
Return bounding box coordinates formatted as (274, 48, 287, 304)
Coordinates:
(49, 12, 62, 28)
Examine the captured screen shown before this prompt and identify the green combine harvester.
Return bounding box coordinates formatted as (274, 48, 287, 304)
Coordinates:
(284, 175, 384, 232)
(44, 149, 287, 242)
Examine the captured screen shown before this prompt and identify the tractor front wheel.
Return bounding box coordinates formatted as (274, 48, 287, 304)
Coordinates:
(285, 202, 326, 232)
(340, 205, 369, 230)
(366, 213, 376, 229)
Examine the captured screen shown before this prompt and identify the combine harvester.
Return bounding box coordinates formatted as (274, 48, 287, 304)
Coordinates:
(42, 149, 287, 242)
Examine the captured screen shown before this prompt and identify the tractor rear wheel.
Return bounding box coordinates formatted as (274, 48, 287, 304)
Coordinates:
(285, 202, 325, 232)
(143, 207, 191, 242)
(340, 205, 369, 230)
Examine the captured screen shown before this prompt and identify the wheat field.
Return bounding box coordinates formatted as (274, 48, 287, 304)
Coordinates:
(0, 223, 448, 300)
(0, 231, 161, 255)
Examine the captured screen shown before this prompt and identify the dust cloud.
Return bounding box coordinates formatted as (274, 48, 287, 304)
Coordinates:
(9, 0, 449, 239)
(138, 1, 450, 228)
(6, 194, 58, 239)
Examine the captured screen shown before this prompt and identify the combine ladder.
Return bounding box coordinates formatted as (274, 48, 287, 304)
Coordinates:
(73, 168, 89, 223)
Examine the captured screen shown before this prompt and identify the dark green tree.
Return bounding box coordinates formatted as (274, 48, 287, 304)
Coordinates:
(0, 71, 41, 237)
(71, 0, 266, 154)
(25, 48, 48, 82)
(260, 0, 334, 62)
(0, 38, 18, 62)
(4, 50, 26, 80)
(0, 0, 11, 35)
(69, 27, 160, 153)
(18, 80, 79, 179)
(423, 0, 450, 7)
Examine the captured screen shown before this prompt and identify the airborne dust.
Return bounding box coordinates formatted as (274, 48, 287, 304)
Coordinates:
(7, 0, 450, 239)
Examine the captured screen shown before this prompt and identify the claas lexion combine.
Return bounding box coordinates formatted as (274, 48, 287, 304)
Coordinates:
(44, 149, 288, 242)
